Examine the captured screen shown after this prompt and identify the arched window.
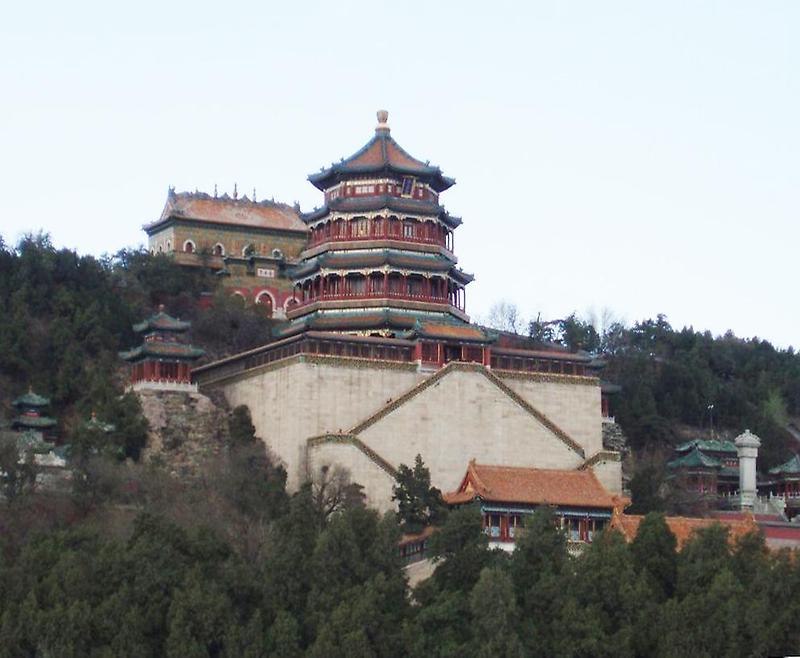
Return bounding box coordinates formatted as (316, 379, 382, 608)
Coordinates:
(213, 243, 225, 256)
(242, 243, 255, 257)
(183, 240, 196, 253)
(165, 240, 172, 252)
(157, 244, 163, 253)
(255, 291, 274, 317)
(231, 291, 247, 305)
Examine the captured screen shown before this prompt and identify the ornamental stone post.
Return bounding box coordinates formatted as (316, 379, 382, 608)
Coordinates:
(735, 429, 761, 510)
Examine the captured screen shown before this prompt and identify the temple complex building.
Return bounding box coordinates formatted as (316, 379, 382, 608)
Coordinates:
(190, 111, 624, 511)
(120, 306, 204, 392)
(667, 438, 741, 496)
(759, 454, 800, 520)
(11, 389, 57, 440)
(443, 461, 623, 552)
(144, 189, 308, 317)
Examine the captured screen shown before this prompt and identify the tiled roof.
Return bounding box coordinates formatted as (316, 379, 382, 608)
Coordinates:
(667, 447, 722, 470)
(85, 412, 116, 433)
(398, 524, 437, 547)
(13, 415, 57, 429)
(276, 307, 465, 338)
(132, 308, 191, 333)
(302, 195, 460, 225)
(444, 461, 619, 510)
(147, 190, 308, 234)
(413, 322, 490, 342)
(291, 249, 458, 279)
(769, 454, 800, 475)
(308, 119, 455, 193)
(612, 513, 756, 550)
(13, 390, 50, 408)
(119, 341, 205, 361)
(675, 439, 737, 454)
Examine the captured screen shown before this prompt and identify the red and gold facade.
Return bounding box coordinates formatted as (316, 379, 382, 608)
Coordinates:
(282, 111, 473, 339)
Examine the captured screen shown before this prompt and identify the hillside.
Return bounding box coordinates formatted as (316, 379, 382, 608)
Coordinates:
(2, 234, 799, 489)
(0, 234, 274, 458)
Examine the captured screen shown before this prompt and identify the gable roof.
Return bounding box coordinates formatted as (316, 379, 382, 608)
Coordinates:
(308, 113, 455, 192)
(444, 461, 618, 509)
(146, 190, 308, 234)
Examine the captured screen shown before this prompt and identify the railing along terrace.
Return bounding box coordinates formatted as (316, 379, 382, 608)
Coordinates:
(295, 289, 451, 308)
(309, 222, 449, 249)
(491, 352, 588, 377)
(240, 337, 415, 371)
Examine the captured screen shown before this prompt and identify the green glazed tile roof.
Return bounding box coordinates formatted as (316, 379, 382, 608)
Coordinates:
(307, 120, 455, 193)
(119, 341, 205, 361)
(132, 308, 191, 334)
(291, 249, 462, 279)
(770, 454, 800, 475)
(85, 414, 116, 433)
(302, 196, 461, 227)
(13, 390, 50, 408)
(668, 447, 722, 470)
(13, 415, 57, 429)
(675, 439, 738, 454)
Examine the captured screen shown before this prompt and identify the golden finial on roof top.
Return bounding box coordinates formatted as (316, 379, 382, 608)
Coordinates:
(376, 109, 390, 133)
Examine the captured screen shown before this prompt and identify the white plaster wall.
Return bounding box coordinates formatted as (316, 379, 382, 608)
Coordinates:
(308, 441, 396, 512)
(590, 459, 623, 495)
(499, 376, 603, 457)
(358, 369, 584, 496)
(222, 360, 423, 488)
(217, 361, 608, 507)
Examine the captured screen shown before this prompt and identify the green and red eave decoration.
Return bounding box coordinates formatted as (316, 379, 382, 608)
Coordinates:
(307, 111, 455, 193)
(132, 305, 192, 334)
(120, 306, 204, 388)
(12, 388, 57, 432)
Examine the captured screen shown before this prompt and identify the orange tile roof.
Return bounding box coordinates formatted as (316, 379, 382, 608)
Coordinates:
(443, 461, 619, 509)
(420, 323, 488, 340)
(149, 191, 308, 233)
(398, 524, 437, 547)
(611, 513, 757, 550)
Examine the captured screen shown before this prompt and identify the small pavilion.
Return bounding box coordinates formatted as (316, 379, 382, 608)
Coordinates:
(120, 306, 204, 391)
(11, 389, 57, 440)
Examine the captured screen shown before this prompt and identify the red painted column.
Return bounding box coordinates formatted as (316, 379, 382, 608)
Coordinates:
(384, 272, 389, 296)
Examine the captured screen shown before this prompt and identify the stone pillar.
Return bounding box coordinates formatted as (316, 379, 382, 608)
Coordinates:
(735, 429, 761, 510)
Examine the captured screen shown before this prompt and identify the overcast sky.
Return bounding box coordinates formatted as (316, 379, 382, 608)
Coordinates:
(2, 1, 797, 348)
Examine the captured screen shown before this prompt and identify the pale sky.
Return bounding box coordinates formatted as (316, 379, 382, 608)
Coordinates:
(1, 1, 798, 348)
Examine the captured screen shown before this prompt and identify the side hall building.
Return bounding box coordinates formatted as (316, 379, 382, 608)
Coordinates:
(175, 111, 623, 511)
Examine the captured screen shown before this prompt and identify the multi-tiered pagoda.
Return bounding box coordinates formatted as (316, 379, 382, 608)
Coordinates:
(11, 389, 57, 439)
(281, 111, 476, 341)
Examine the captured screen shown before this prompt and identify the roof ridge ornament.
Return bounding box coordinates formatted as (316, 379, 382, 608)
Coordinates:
(376, 109, 390, 134)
